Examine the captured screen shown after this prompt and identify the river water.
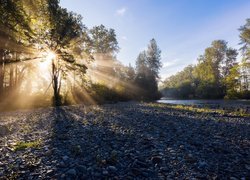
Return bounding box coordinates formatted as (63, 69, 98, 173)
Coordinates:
(157, 98, 250, 108)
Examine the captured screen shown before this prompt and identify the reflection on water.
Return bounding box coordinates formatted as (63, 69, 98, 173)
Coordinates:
(157, 98, 250, 107)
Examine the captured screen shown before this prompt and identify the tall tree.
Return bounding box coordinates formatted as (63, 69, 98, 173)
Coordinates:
(0, 0, 92, 106)
(239, 18, 250, 92)
(193, 40, 228, 98)
(146, 38, 162, 79)
(135, 39, 162, 100)
(239, 18, 250, 61)
(135, 51, 149, 99)
(222, 48, 238, 77)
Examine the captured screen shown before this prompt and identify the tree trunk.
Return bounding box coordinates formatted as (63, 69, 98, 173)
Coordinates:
(52, 60, 61, 106)
(0, 50, 5, 95)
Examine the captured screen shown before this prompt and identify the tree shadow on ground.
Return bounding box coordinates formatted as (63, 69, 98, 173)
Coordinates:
(0, 103, 249, 179)
(46, 103, 250, 179)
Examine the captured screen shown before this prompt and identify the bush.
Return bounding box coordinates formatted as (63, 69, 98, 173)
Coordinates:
(90, 83, 129, 103)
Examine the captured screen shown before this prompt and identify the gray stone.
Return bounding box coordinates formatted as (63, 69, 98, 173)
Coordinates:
(198, 161, 207, 169)
(108, 166, 117, 172)
(0, 125, 10, 136)
(151, 156, 162, 164)
(102, 170, 109, 175)
(59, 161, 66, 168)
(62, 155, 69, 162)
(77, 165, 87, 174)
(66, 168, 77, 176)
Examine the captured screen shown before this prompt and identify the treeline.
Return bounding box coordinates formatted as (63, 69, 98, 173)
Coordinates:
(0, 0, 162, 109)
(161, 19, 250, 99)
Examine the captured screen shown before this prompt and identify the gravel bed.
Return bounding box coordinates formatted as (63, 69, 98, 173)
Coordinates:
(0, 102, 249, 179)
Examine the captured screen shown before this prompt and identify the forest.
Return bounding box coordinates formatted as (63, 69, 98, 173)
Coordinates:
(161, 19, 250, 99)
(0, 1, 249, 179)
(0, 0, 162, 111)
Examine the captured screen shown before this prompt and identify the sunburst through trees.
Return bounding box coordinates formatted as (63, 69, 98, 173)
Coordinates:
(0, 0, 163, 111)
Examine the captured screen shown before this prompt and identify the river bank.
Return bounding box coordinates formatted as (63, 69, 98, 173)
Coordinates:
(0, 102, 249, 179)
(158, 99, 250, 117)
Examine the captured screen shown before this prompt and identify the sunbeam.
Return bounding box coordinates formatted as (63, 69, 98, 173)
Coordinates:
(45, 51, 57, 61)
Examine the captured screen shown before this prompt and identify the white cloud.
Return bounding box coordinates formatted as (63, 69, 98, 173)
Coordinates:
(116, 7, 127, 16)
(163, 62, 173, 68)
(121, 36, 128, 41)
(162, 58, 181, 68)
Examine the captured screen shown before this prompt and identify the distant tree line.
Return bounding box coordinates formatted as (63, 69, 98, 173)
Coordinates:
(161, 19, 250, 99)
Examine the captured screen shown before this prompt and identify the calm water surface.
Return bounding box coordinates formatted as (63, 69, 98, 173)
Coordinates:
(157, 98, 250, 107)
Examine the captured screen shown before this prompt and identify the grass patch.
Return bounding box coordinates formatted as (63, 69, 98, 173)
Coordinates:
(172, 104, 224, 114)
(13, 140, 41, 151)
(172, 104, 249, 117)
(148, 103, 249, 117)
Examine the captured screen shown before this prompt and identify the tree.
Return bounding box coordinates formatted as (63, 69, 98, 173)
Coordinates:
(0, 0, 92, 106)
(126, 63, 136, 81)
(239, 19, 250, 92)
(193, 40, 228, 98)
(239, 19, 250, 61)
(135, 51, 150, 99)
(222, 48, 238, 77)
(224, 64, 241, 99)
(161, 65, 195, 99)
(88, 25, 120, 91)
(162, 40, 240, 99)
(89, 24, 119, 55)
(147, 38, 162, 78)
(134, 39, 162, 100)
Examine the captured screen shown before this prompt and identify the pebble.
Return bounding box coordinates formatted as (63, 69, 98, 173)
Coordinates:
(0, 102, 249, 179)
(66, 168, 77, 176)
(108, 166, 117, 172)
(0, 125, 10, 136)
(198, 161, 207, 169)
(62, 155, 69, 160)
(151, 156, 162, 164)
(59, 161, 66, 168)
(102, 170, 109, 175)
(245, 164, 250, 170)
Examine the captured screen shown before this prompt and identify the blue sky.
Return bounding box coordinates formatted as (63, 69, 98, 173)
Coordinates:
(60, 0, 250, 79)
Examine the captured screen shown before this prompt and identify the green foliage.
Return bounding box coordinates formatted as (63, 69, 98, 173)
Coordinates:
(13, 140, 41, 151)
(134, 39, 162, 100)
(223, 65, 241, 99)
(90, 83, 129, 103)
(0, 0, 94, 107)
(161, 38, 249, 99)
(239, 18, 250, 61)
(238, 19, 250, 93)
(161, 65, 196, 99)
(89, 24, 119, 54)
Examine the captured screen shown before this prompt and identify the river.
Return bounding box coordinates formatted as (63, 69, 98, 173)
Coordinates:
(157, 98, 250, 108)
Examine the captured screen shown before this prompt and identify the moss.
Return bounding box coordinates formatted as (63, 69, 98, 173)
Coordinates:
(13, 140, 41, 151)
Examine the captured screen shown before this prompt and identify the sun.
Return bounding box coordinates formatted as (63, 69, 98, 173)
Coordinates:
(46, 51, 57, 61)
(38, 50, 57, 75)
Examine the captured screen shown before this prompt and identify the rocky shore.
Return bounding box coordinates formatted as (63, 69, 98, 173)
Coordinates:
(0, 102, 249, 179)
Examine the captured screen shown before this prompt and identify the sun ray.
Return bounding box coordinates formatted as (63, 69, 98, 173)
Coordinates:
(45, 51, 57, 61)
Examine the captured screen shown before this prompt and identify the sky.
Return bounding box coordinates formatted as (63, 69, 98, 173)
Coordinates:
(60, 0, 250, 80)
